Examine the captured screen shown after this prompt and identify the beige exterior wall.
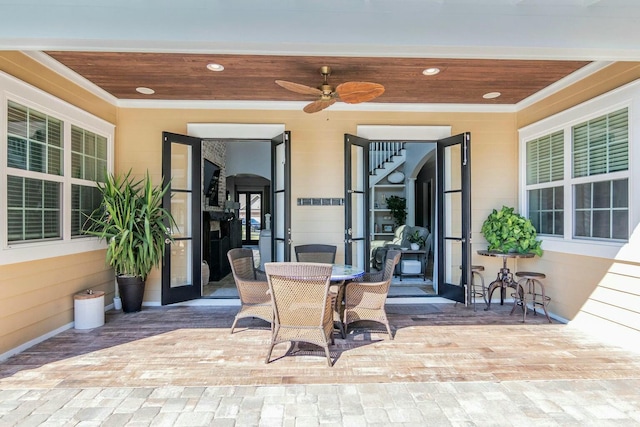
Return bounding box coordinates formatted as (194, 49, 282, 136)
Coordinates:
(0, 52, 116, 357)
(2, 51, 639, 356)
(517, 63, 640, 348)
(0, 251, 114, 355)
(116, 108, 518, 304)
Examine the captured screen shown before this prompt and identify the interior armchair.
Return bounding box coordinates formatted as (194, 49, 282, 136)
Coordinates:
(370, 225, 430, 271)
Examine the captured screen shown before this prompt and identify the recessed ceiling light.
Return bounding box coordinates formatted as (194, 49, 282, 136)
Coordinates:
(136, 87, 155, 95)
(483, 92, 501, 99)
(422, 67, 440, 76)
(206, 63, 224, 72)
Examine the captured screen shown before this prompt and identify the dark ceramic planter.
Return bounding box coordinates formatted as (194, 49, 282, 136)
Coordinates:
(117, 275, 145, 313)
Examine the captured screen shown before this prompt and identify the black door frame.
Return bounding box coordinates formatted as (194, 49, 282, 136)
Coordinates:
(161, 131, 202, 305)
(436, 132, 471, 304)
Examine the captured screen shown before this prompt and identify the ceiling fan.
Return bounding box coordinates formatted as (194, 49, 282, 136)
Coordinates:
(275, 66, 385, 113)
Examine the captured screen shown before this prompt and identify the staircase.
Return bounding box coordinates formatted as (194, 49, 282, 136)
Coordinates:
(369, 141, 406, 186)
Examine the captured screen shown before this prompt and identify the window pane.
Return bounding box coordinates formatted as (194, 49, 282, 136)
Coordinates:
(7, 175, 23, 207)
(540, 212, 554, 235)
(71, 125, 108, 183)
(48, 146, 63, 175)
(592, 210, 610, 238)
(592, 181, 610, 209)
(612, 179, 628, 208)
(7, 211, 23, 241)
(48, 117, 62, 148)
(572, 108, 628, 178)
(575, 183, 591, 209)
(554, 186, 564, 209)
(7, 176, 61, 242)
(71, 184, 102, 237)
(7, 101, 28, 137)
(554, 211, 564, 235)
(526, 131, 563, 185)
(8, 137, 27, 168)
(574, 210, 590, 238)
(7, 101, 64, 176)
(528, 186, 562, 236)
(540, 188, 554, 210)
(612, 210, 628, 240)
(29, 142, 46, 173)
(573, 179, 627, 241)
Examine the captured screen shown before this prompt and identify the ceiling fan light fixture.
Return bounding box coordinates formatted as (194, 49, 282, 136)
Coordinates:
(422, 67, 440, 76)
(276, 65, 385, 113)
(136, 87, 155, 95)
(206, 63, 224, 72)
(483, 91, 501, 99)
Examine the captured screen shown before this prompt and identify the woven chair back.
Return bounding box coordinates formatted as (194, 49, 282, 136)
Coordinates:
(294, 245, 337, 263)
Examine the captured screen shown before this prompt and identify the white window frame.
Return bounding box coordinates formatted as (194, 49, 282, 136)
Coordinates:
(519, 79, 639, 261)
(0, 72, 114, 265)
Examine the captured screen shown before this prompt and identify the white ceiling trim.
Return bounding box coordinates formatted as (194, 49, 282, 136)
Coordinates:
(117, 99, 517, 113)
(23, 51, 118, 105)
(515, 61, 613, 111)
(9, 41, 640, 62)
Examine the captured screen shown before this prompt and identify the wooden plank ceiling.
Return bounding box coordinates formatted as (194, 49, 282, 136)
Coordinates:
(45, 52, 590, 105)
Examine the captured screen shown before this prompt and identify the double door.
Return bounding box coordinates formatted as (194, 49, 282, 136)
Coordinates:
(160, 131, 290, 305)
(344, 133, 471, 304)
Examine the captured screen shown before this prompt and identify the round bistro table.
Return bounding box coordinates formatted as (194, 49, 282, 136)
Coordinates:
(477, 250, 535, 310)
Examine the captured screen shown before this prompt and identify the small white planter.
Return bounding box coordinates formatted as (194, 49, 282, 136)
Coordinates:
(410, 243, 420, 250)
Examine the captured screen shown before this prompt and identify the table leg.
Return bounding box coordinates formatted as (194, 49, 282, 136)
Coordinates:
(484, 275, 503, 311)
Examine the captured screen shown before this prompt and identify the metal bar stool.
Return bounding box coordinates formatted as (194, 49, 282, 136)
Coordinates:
(459, 265, 487, 311)
(510, 271, 551, 323)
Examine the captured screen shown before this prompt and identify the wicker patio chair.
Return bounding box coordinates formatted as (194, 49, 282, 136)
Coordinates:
(264, 262, 335, 366)
(227, 248, 272, 334)
(294, 244, 337, 263)
(343, 250, 401, 340)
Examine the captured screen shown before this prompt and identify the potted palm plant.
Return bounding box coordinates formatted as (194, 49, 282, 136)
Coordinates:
(84, 170, 176, 312)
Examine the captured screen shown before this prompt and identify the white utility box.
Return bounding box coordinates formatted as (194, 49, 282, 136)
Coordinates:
(401, 260, 422, 274)
(74, 290, 105, 329)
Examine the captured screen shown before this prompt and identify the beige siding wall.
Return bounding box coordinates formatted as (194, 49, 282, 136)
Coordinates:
(0, 251, 114, 355)
(0, 52, 117, 357)
(517, 63, 640, 349)
(116, 108, 519, 304)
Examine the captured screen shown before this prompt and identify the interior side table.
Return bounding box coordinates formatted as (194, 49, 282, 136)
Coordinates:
(398, 249, 427, 281)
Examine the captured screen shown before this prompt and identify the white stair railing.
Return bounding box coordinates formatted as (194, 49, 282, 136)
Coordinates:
(369, 141, 405, 174)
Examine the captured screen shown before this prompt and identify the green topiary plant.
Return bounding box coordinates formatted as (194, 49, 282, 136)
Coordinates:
(385, 195, 407, 227)
(481, 206, 543, 256)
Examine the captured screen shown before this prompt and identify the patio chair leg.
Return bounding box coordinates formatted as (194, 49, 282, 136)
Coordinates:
(265, 343, 275, 364)
(384, 320, 394, 340)
(323, 345, 333, 367)
(230, 316, 239, 334)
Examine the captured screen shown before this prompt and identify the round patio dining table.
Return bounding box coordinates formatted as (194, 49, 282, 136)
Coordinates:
(331, 264, 365, 282)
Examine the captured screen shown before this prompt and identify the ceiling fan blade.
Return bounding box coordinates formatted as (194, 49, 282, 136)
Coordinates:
(336, 82, 385, 104)
(275, 80, 322, 96)
(303, 98, 336, 114)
